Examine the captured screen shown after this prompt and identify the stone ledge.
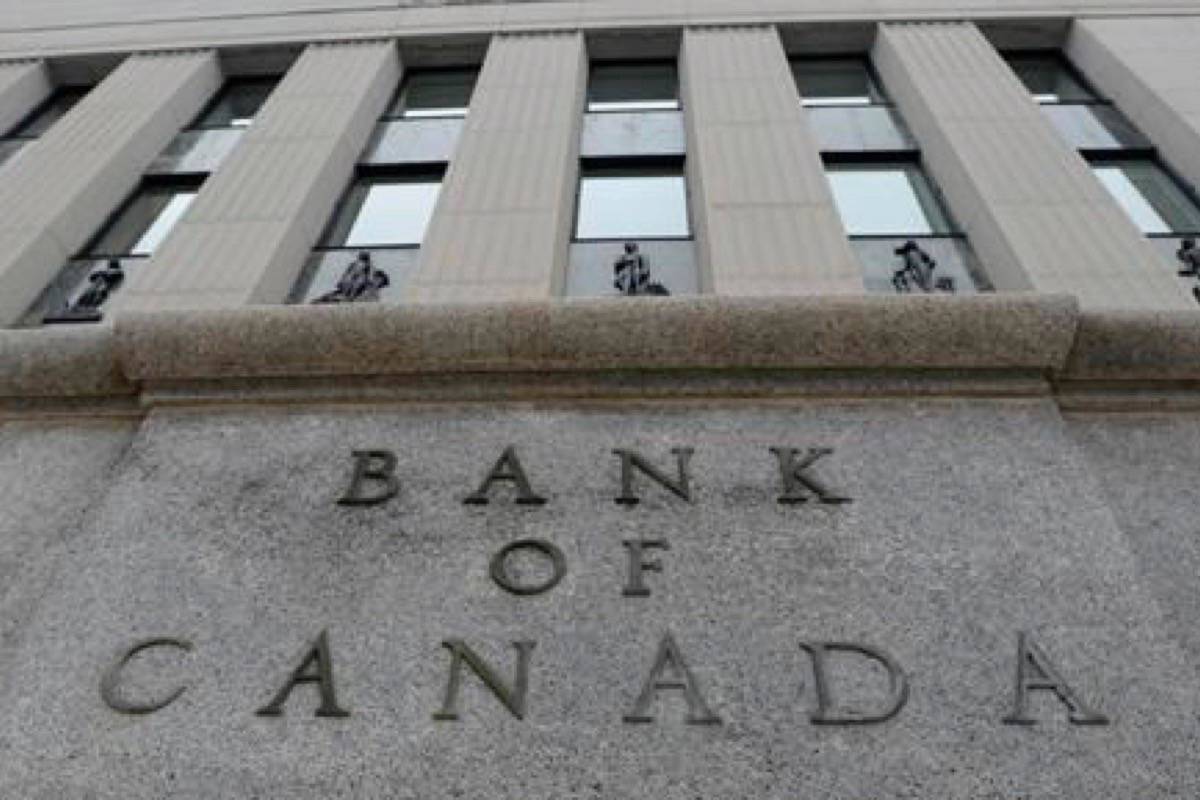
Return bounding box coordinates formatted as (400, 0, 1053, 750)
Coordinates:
(0, 325, 131, 399)
(1062, 310, 1200, 381)
(112, 294, 1079, 382)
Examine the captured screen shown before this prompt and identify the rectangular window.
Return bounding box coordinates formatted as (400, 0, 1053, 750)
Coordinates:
(575, 166, 689, 239)
(826, 163, 953, 236)
(587, 63, 679, 112)
(322, 175, 442, 247)
(1006, 53, 1097, 104)
(7, 87, 88, 139)
(1092, 160, 1200, 235)
(385, 69, 478, 119)
(193, 79, 277, 128)
(792, 58, 884, 107)
(87, 184, 199, 257)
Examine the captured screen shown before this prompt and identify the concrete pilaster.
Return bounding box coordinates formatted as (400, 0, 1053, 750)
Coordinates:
(0, 60, 51, 137)
(0, 50, 220, 326)
(114, 40, 399, 312)
(406, 32, 586, 303)
(1069, 18, 1200, 198)
(681, 26, 862, 295)
(874, 22, 1190, 311)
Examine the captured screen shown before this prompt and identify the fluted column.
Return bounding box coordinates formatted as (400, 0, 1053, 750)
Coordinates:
(407, 32, 586, 303)
(682, 26, 862, 295)
(874, 22, 1190, 311)
(1070, 17, 1200, 196)
(115, 40, 399, 312)
(0, 50, 219, 326)
(0, 60, 51, 138)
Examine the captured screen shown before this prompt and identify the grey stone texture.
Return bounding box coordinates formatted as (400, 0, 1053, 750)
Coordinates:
(0, 49, 221, 326)
(681, 26, 863, 296)
(114, 40, 401, 312)
(407, 32, 586, 303)
(873, 22, 1192, 312)
(0, 401, 1195, 797)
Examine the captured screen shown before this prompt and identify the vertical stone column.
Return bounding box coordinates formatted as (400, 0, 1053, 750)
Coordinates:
(407, 32, 586, 303)
(114, 40, 399, 312)
(873, 22, 1190, 311)
(681, 26, 862, 295)
(1070, 17, 1200, 195)
(0, 50, 220, 326)
(0, 60, 51, 137)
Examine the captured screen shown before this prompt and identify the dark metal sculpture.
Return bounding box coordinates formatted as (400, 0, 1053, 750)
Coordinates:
(1175, 237, 1200, 304)
(312, 250, 390, 304)
(43, 258, 125, 324)
(892, 240, 954, 294)
(613, 242, 670, 297)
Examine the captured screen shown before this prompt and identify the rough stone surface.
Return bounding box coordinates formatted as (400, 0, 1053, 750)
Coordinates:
(1063, 310, 1200, 381)
(1068, 414, 1200, 678)
(0, 401, 1194, 797)
(113, 295, 1079, 383)
(0, 326, 131, 400)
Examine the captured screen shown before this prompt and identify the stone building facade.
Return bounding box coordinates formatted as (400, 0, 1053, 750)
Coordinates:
(2, 1, 1200, 796)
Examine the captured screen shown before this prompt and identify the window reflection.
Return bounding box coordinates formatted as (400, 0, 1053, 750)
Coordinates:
(88, 185, 198, 257)
(323, 177, 442, 247)
(576, 169, 690, 239)
(1092, 161, 1200, 235)
(792, 58, 884, 107)
(588, 63, 679, 112)
(386, 69, 478, 119)
(826, 164, 952, 235)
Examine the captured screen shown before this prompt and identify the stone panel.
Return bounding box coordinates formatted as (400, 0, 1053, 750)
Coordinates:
(0, 402, 1193, 797)
(681, 26, 862, 295)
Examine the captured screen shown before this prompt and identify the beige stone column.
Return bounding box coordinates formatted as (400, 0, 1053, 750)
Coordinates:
(681, 26, 861, 295)
(873, 22, 1190, 311)
(0, 50, 220, 326)
(0, 60, 51, 138)
(406, 32, 586, 303)
(114, 40, 399, 312)
(1069, 17, 1200, 195)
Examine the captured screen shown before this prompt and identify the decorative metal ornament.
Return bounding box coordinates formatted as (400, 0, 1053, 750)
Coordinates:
(613, 242, 670, 297)
(1175, 237, 1200, 305)
(892, 240, 954, 294)
(43, 258, 125, 324)
(312, 250, 390, 304)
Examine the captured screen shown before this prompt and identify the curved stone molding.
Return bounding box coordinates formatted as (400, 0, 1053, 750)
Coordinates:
(111, 294, 1078, 383)
(1064, 310, 1200, 381)
(0, 326, 130, 399)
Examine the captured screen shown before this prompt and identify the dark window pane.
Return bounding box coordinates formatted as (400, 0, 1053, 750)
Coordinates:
(1093, 160, 1200, 234)
(9, 88, 88, 138)
(1006, 54, 1096, 103)
(387, 69, 478, 119)
(588, 63, 678, 112)
(88, 186, 198, 256)
(195, 79, 278, 128)
(792, 58, 883, 106)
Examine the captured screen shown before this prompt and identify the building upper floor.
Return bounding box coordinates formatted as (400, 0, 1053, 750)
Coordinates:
(1, 5, 1200, 330)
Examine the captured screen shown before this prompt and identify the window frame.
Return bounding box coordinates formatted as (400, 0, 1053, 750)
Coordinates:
(789, 55, 891, 109)
(822, 153, 962, 238)
(1004, 50, 1107, 106)
(380, 67, 480, 122)
(76, 175, 205, 260)
(586, 59, 681, 114)
(1087, 153, 1200, 237)
(572, 156, 692, 243)
(316, 165, 447, 251)
(187, 77, 280, 131)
